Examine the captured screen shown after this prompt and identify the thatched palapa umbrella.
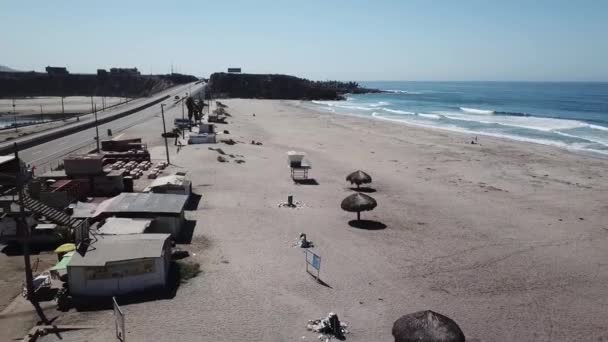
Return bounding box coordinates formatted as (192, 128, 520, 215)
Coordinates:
(346, 170, 372, 189)
(392, 310, 465, 342)
(341, 192, 377, 221)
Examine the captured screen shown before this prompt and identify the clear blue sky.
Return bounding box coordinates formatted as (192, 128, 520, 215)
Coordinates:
(1, 0, 607, 81)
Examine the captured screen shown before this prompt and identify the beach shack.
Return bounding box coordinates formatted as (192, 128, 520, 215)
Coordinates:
(143, 174, 192, 196)
(98, 217, 152, 235)
(67, 234, 171, 297)
(94, 193, 188, 238)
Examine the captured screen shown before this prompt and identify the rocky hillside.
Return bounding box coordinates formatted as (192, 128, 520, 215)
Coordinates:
(209, 73, 380, 100)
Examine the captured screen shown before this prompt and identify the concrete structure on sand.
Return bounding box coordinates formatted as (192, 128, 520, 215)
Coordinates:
(94, 193, 189, 238)
(67, 234, 171, 297)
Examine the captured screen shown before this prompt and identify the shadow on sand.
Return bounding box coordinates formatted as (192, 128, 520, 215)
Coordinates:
(175, 220, 197, 244)
(184, 193, 202, 211)
(350, 186, 376, 193)
(1, 243, 58, 256)
(294, 178, 319, 185)
(348, 220, 387, 230)
(308, 272, 332, 289)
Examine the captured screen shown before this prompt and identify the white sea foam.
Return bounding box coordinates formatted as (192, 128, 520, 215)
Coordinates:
(553, 131, 608, 146)
(385, 90, 423, 95)
(417, 113, 441, 119)
(370, 101, 390, 107)
(459, 107, 495, 115)
(443, 113, 589, 132)
(369, 112, 608, 155)
(382, 108, 416, 115)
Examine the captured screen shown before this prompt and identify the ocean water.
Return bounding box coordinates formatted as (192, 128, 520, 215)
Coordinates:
(309, 81, 608, 155)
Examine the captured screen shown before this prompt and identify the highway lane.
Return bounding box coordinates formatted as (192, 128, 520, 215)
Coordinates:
(17, 82, 205, 170)
(0, 83, 187, 152)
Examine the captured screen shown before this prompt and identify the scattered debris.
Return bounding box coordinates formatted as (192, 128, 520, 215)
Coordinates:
(223, 130, 230, 134)
(278, 199, 305, 209)
(228, 154, 235, 158)
(209, 147, 226, 155)
(235, 159, 246, 164)
(217, 156, 228, 163)
(251, 140, 263, 145)
(292, 233, 314, 248)
(222, 138, 237, 145)
(306, 313, 348, 340)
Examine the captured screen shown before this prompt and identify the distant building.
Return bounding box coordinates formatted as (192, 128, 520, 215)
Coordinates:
(0, 156, 29, 186)
(109, 67, 140, 76)
(227, 67, 241, 73)
(97, 69, 108, 78)
(45, 66, 69, 75)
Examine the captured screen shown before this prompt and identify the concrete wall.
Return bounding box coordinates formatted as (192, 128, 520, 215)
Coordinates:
(68, 256, 167, 297)
(148, 215, 183, 238)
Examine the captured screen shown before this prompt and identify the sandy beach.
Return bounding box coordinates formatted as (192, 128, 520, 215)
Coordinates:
(22, 98, 608, 341)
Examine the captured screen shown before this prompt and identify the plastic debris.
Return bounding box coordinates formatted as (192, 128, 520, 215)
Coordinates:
(293, 233, 314, 248)
(306, 313, 348, 340)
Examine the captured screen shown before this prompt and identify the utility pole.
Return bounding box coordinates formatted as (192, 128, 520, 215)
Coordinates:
(161, 104, 170, 164)
(94, 104, 100, 152)
(181, 97, 185, 119)
(12, 97, 17, 131)
(90, 96, 94, 113)
(14, 143, 49, 324)
(61, 96, 65, 115)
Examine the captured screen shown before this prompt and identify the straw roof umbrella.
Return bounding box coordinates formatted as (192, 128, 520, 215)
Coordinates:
(392, 310, 465, 342)
(341, 192, 377, 221)
(346, 170, 372, 188)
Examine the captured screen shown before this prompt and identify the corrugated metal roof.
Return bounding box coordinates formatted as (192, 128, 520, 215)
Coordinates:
(99, 193, 188, 214)
(98, 217, 151, 235)
(68, 234, 169, 267)
(72, 201, 98, 218)
(149, 175, 187, 188)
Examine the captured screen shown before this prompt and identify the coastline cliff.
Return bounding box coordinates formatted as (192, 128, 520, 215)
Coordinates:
(208, 72, 381, 100)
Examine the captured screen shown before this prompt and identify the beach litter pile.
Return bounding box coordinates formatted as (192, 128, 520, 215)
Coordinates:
(292, 232, 314, 248)
(277, 197, 305, 209)
(306, 312, 348, 340)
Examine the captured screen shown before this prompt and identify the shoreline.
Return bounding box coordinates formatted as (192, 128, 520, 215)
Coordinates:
(13, 98, 607, 341)
(298, 99, 608, 160)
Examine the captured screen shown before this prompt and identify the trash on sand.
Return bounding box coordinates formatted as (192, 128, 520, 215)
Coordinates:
(222, 138, 237, 145)
(293, 232, 314, 248)
(217, 156, 228, 163)
(209, 147, 226, 155)
(278, 200, 304, 209)
(251, 140, 263, 145)
(235, 159, 246, 164)
(306, 313, 348, 340)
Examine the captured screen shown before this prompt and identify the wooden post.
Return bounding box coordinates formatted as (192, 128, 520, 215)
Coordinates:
(161, 104, 170, 164)
(14, 143, 49, 324)
(94, 104, 100, 152)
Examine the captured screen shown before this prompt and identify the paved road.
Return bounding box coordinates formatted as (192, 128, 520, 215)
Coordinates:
(13, 82, 204, 170)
